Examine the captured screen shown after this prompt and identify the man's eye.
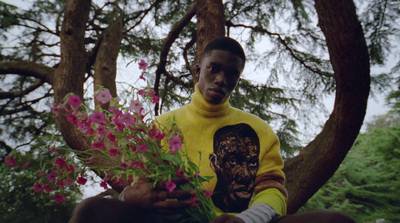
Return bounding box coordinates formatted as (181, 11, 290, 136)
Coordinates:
(208, 67, 219, 73)
(249, 162, 258, 167)
(229, 160, 237, 165)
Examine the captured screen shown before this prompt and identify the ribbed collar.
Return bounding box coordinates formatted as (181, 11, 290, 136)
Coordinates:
(189, 84, 231, 117)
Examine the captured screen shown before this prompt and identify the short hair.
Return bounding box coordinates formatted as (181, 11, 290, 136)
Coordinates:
(213, 123, 259, 153)
(200, 37, 246, 67)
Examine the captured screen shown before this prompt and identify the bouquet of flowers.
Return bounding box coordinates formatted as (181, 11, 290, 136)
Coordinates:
(5, 60, 216, 222)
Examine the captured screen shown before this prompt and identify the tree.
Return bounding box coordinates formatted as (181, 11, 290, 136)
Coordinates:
(300, 112, 400, 222)
(1, 0, 398, 214)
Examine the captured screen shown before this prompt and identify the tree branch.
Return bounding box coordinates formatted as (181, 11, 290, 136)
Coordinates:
(0, 61, 55, 84)
(154, 2, 196, 115)
(227, 22, 334, 79)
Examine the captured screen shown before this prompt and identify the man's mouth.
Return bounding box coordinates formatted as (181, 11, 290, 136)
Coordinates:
(209, 88, 225, 97)
(234, 189, 251, 199)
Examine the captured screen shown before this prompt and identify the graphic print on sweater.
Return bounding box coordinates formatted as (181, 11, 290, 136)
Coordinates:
(209, 123, 260, 213)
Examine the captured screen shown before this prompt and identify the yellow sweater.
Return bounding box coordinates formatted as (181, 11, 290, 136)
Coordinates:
(155, 84, 287, 216)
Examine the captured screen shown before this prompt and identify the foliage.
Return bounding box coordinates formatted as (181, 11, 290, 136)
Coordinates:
(300, 112, 400, 222)
(0, 151, 81, 223)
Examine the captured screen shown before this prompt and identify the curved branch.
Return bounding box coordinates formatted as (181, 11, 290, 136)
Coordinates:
(154, 2, 196, 115)
(283, 0, 370, 213)
(0, 61, 55, 84)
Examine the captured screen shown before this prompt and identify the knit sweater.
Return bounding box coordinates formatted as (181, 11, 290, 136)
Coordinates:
(155, 84, 287, 217)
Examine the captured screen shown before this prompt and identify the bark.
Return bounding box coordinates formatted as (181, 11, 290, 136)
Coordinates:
(283, 0, 370, 214)
(93, 14, 123, 108)
(193, 0, 225, 85)
(53, 0, 91, 158)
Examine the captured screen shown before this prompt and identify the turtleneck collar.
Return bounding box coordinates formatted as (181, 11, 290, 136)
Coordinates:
(189, 84, 231, 117)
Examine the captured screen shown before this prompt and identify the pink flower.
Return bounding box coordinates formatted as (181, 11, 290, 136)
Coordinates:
(54, 194, 66, 203)
(55, 157, 67, 168)
(176, 169, 185, 177)
(129, 98, 143, 114)
(152, 95, 159, 104)
(4, 156, 17, 167)
(51, 105, 60, 114)
(67, 95, 82, 108)
(138, 59, 148, 71)
(66, 165, 75, 173)
(92, 141, 106, 150)
(66, 114, 79, 125)
(138, 90, 146, 96)
(48, 147, 59, 155)
(90, 111, 105, 124)
(39, 173, 46, 178)
(148, 90, 156, 96)
(21, 162, 30, 169)
(43, 184, 53, 193)
(119, 112, 136, 126)
(100, 181, 108, 190)
(33, 183, 43, 192)
(169, 136, 182, 151)
(203, 190, 213, 198)
(96, 89, 112, 104)
(190, 195, 200, 207)
(109, 148, 118, 157)
(137, 144, 148, 152)
(77, 176, 87, 185)
(165, 181, 176, 192)
(97, 125, 106, 135)
(106, 133, 116, 142)
(120, 162, 128, 169)
(48, 172, 57, 182)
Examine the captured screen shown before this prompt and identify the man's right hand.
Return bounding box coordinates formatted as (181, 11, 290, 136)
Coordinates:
(122, 177, 196, 215)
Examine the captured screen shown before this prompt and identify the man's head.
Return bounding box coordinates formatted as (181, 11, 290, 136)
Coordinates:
(196, 37, 246, 105)
(210, 123, 260, 212)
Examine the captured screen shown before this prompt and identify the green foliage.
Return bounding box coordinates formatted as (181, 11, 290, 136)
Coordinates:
(0, 152, 81, 223)
(300, 112, 400, 222)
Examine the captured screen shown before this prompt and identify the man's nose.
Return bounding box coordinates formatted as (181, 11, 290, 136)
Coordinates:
(214, 71, 226, 85)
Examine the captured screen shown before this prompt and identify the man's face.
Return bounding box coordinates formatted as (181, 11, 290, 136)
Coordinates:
(214, 136, 259, 208)
(197, 50, 244, 104)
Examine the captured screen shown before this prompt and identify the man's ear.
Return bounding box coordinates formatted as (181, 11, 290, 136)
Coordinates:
(209, 153, 219, 172)
(195, 65, 201, 76)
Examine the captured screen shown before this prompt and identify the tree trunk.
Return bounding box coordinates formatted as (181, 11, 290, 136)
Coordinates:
(53, 0, 91, 153)
(283, 0, 370, 214)
(193, 0, 225, 85)
(93, 14, 123, 108)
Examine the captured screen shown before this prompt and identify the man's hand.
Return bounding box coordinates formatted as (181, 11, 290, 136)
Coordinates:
(211, 214, 246, 223)
(123, 177, 195, 215)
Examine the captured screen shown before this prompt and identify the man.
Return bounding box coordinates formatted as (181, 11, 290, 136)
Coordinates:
(70, 36, 354, 223)
(154, 37, 287, 222)
(210, 123, 261, 213)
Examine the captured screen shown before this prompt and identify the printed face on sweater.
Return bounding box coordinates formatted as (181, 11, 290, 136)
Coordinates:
(210, 124, 260, 213)
(197, 50, 244, 105)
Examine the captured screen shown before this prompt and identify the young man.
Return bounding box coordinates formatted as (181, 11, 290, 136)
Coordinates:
(154, 37, 287, 222)
(70, 37, 354, 223)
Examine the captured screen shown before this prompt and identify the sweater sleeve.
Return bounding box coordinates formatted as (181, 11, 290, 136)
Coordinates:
(251, 123, 288, 216)
(235, 203, 279, 223)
